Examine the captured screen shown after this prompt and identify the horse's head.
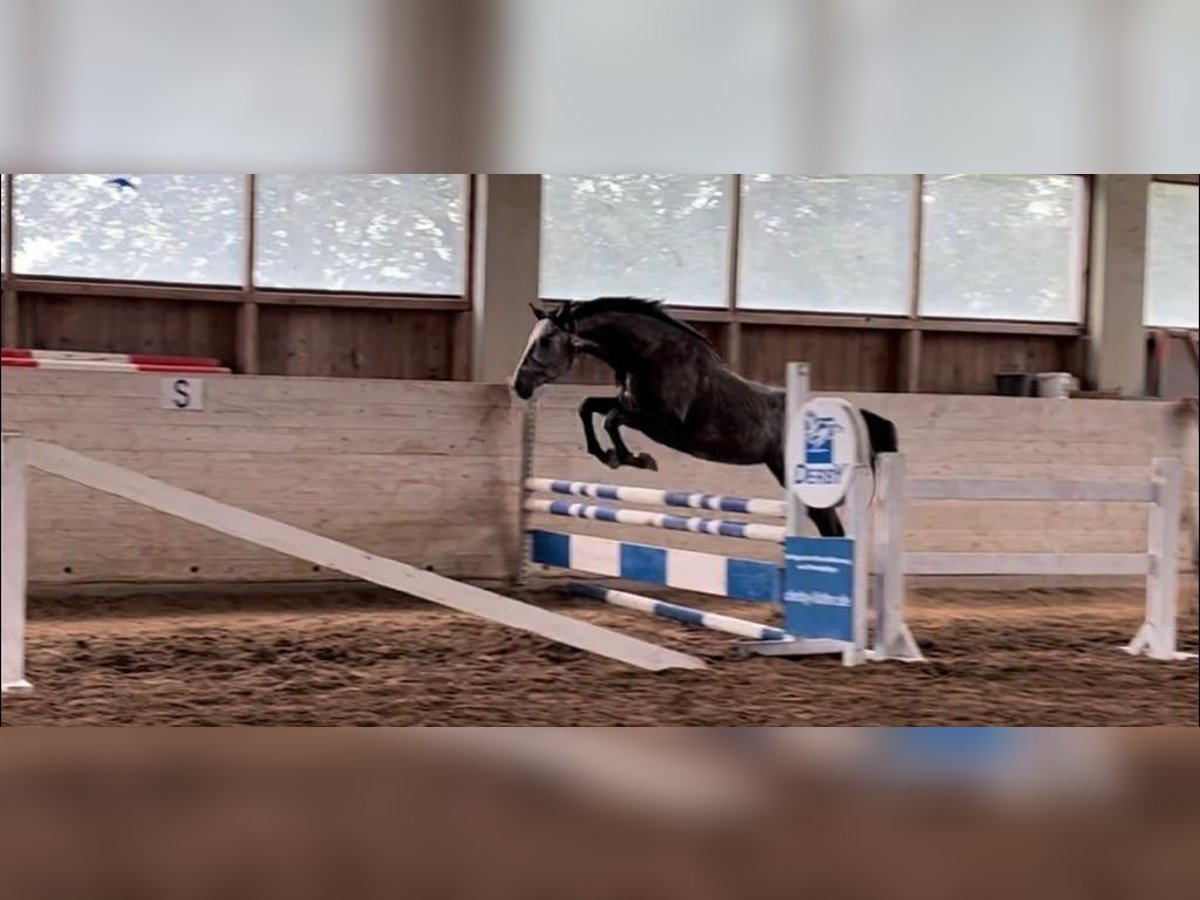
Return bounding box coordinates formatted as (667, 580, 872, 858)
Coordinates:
(510, 303, 590, 399)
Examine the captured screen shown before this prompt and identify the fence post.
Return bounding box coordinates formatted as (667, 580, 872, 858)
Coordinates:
(873, 451, 924, 661)
(1, 433, 32, 695)
(846, 458, 871, 664)
(1132, 457, 1185, 660)
(784, 362, 810, 539)
(515, 398, 538, 587)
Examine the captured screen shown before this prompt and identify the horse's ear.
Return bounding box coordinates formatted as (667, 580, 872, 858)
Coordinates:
(530, 303, 547, 320)
(550, 302, 576, 328)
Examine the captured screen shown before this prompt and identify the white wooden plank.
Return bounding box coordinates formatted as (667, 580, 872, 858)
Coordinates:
(1, 437, 32, 693)
(907, 477, 1155, 503)
(904, 552, 1149, 576)
(22, 439, 705, 672)
(1, 368, 509, 407)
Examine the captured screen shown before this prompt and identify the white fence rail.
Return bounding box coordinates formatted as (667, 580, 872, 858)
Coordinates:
(876, 454, 1193, 662)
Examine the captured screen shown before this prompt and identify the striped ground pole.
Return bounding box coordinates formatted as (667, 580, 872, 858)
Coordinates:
(523, 498, 786, 543)
(525, 477, 786, 518)
(570, 583, 792, 642)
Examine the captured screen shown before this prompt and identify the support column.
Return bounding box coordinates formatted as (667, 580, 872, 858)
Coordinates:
(1087, 175, 1150, 396)
(471, 175, 542, 383)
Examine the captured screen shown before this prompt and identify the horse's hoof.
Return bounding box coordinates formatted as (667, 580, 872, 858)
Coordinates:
(602, 450, 622, 469)
(632, 453, 658, 471)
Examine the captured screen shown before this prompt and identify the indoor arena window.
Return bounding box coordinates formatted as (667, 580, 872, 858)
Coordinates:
(540, 174, 729, 307)
(737, 175, 913, 314)
(254, 175, 466, 295)
(1144, 181, 1199, 329)
(918, 174, 1086, 321)
(12, 174, 244, 284)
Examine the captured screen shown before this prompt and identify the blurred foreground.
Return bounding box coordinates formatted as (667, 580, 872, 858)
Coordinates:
(0, 728, 1197, 900)
(2, 0, 1197, 170)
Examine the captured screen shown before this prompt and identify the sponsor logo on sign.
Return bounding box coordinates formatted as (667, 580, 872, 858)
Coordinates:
(789, 398, 861, 508)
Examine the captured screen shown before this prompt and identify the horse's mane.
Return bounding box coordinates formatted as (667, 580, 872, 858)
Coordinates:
(557, 297, 716, 350)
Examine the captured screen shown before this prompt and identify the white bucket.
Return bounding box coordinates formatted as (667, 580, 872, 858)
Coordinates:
(1036, 372, 1075, 399)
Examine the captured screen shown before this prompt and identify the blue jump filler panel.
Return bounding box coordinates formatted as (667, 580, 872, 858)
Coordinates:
(782, 536, 855, 642)
(529, 530, 779, 602)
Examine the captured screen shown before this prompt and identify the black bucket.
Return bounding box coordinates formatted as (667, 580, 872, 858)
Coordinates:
(994, 372, 1034, 397)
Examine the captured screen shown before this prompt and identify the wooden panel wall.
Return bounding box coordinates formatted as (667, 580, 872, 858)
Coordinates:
(258, 307, 458, 379)
(3, 371, 521, 585)
(738, 325, 899, 390)
(2, 371, 1191, 589)
(918, 332, 1080, 394)
(5, 291, 462, 381)
(5, 286, 1094, 394)
(15, 293, 239, 365)
(556, 324, 1084, 396)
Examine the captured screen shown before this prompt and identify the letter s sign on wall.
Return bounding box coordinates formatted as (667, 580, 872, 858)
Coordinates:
(159, 377, 205, 411)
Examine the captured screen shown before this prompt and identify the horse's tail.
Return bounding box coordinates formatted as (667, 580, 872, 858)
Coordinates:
(858, 409, 898, 505)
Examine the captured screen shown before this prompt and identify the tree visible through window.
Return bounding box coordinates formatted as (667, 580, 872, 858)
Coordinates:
(13, 174, 244, 284)
(738, 175, 912, 313)
(919, 175, 1084, 321)
(540, 175, 729, 306)
(1144, 182, 1199, 329)
(254, 175, 465, 294)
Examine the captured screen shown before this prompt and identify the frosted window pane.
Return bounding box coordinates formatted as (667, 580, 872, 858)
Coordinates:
(254, 175, 465, 294)
(738, 175, 912, 313)
(1, 175, 7, 273)
(919, 175, 1084, 321)
(540, 175, 728, 307)
(13, 174, 244, 284)
(1144, 182, 1199, 329)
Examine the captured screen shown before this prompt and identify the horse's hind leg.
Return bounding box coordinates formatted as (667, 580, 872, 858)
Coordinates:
(807, 507, 845, 538)
(578, 397, 619, 466)
(603, 410, 657, 471)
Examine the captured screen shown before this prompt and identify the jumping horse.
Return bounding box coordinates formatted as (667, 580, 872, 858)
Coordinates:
(510, 297, 899, 537)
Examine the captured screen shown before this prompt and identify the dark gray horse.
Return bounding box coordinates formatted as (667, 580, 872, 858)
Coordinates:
(511, 297, 898, 537)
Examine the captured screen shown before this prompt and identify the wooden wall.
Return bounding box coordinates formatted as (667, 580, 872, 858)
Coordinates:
(3, 370, 522, 585)
(558, 322, 1082, 394)
(4, 285, 1088, 394)
(257, 307, 458, 378)
(738, 325, 898, 391)
(16, 292, 239, 364)
(3, 369, 1190, 589)
(917, 332, 1079, 394)
(3, 288, 464, 381)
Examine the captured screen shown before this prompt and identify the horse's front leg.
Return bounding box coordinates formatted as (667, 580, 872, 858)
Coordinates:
(578, 396, 620, 467)
(603, 409, 657, 471)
